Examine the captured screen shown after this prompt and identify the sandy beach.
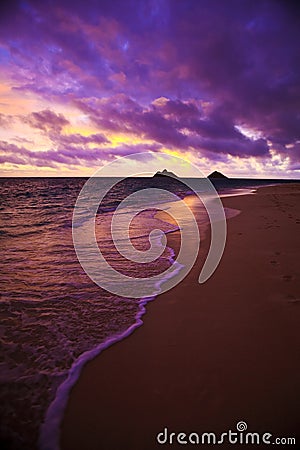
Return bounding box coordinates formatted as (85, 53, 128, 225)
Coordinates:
(60, 183, 300, 450)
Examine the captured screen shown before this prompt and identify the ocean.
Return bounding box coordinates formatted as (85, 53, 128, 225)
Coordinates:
(0, 176, 297, 449)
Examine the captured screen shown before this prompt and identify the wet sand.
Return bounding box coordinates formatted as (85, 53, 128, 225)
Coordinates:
(60, 184, 300, 450)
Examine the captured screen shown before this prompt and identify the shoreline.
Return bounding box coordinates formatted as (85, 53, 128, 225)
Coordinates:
(39, 238, 182, 450)
(39, 192, 211, 450)
(60, 183, 300, 450)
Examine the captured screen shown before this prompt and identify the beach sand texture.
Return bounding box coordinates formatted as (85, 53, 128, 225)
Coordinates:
(61, 184, 300, 450)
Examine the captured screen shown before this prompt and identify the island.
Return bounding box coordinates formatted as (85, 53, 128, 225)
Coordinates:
(153, 169, 179, 178)
(207, 170, 228, 179)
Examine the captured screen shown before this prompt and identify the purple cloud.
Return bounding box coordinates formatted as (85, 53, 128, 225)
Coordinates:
(24, 109, 70, 132)
(51, 132, 110, 146)
(0, 139, 162, 168)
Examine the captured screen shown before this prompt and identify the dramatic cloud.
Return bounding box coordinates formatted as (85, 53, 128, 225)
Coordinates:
(0, 0, 299, 176)
(74, 95, 269, 157)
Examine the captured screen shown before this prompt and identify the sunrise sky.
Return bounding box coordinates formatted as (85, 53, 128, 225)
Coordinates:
(0, 0, 299, 177)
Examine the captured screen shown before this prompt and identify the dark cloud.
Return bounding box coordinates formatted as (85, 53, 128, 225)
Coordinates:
(0, 0, 21, 24)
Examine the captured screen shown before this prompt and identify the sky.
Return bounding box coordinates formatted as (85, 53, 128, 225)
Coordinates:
(0, 0, 299, 178)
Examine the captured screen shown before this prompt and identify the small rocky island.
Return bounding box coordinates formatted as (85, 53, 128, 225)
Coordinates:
(207, 171, 228, 179)
(153, 169, 179, 178)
